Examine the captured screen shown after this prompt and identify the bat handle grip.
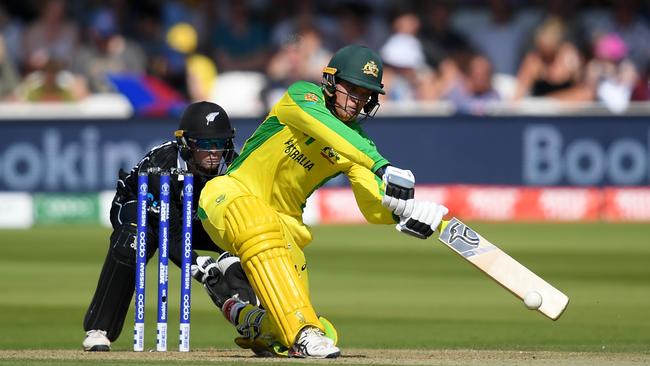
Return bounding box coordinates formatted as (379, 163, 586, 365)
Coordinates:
(438, 219, 450, 233)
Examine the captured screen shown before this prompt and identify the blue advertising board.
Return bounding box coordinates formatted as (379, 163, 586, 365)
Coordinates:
(0, 116, 648, 192)
(367, 116, 650, 186)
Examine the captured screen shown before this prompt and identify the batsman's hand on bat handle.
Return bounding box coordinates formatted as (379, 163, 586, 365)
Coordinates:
(395, 200, 449, 239)
(381, 166, 415, 216)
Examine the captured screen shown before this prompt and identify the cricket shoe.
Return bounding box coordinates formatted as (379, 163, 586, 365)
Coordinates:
(235, 315, 337, 358)
(234, 336, 287, 357)
(233, 315, 337, 358)
(82, 330, 111, 351)
(288, 326, 340, 359)
(223, 297, 287, 357)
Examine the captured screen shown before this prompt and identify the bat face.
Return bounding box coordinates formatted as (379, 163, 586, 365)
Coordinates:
(438, 218, 569, 320)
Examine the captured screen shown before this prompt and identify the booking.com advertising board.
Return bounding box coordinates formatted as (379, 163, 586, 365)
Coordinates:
(1, 116, 649, 192)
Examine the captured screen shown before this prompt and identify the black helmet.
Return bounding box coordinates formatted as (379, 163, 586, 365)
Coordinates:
(322, 45, 384, 120)
(175, 101, 235, 177)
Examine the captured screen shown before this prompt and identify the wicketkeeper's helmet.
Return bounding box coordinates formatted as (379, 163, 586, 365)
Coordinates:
(174, 101, 235, 177)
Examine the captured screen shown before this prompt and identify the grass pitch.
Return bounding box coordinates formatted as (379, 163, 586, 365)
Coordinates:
(0, 222, 649, 365)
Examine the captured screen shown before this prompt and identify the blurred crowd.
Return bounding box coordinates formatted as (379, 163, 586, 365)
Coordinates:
(1, 0, 649, 115)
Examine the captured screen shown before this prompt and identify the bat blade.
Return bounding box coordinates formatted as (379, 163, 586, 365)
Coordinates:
(437, 218, 569, 320)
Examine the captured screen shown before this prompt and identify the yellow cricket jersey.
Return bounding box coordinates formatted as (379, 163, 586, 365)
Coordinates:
(227, 81, 396, 225)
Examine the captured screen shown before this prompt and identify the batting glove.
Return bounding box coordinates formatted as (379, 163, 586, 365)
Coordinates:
(381, 166, 415, 216)
(396, 200, 448, 239)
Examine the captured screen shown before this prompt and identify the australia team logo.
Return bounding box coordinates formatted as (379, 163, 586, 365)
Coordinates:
(304, 93, 319, 103)
(320, 146, 340, 164)
(363, 60, 379, 77)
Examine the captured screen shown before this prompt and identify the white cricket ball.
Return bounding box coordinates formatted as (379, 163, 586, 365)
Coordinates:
(523, 291, 543, 310)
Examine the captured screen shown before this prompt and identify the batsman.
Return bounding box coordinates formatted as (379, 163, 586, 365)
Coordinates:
(199, 45, 448, 358)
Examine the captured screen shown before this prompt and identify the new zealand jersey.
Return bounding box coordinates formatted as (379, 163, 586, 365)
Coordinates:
(115, 141, 219, 265)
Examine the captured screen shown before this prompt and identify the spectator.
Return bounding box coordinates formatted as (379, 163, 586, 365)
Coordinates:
(609, 1, 650, 74)
(419, 1, 471, 70)
(542, 0, 583, 46)
(270, 0, 338, 51)
(127, 5, 184, 94)
(331, 2, 388, 53)
(265, 25, 331, 106)
(0, 3, 23, 68)
(514, 16, 588, 101)
(72, 7, 146, 93)
(128, 4, 164, 58)
(453, 0, 540, 76)
(23, 0, 78, 71)
(443, 51, 500, 115)
(166, 22, 218, 102)
(580, 0, 650, 73)
(631, 64, 650, 101)
(16, 58, 88, 102)
(212, 1, 270, 72)
(379, 12, 432, 102)
(585, 33, 639, 114)
(0, 34, 19, 99)
(155, 0, 213, 98)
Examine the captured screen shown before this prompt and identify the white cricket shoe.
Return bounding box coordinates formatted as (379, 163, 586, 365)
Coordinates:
(82, 330, 111, 351)
(288, 326, 340, 359)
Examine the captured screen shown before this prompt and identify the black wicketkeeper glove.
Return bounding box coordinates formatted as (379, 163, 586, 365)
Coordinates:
(192, 253, 260, 308)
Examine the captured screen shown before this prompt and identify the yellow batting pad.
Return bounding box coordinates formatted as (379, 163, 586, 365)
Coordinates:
(224, 196, 321, 346)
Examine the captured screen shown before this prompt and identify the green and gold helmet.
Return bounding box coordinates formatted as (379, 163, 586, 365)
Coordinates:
(323, 45, 385, 95)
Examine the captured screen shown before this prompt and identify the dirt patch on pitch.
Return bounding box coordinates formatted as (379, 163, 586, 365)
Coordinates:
(1, 349, 649, 365)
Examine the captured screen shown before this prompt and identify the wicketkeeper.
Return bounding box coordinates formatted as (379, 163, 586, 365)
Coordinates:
(82, 102, 258, 351)
(198, 45, 448, 358)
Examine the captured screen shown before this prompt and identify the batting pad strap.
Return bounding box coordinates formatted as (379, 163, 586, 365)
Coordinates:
(244, 248, 321, 346)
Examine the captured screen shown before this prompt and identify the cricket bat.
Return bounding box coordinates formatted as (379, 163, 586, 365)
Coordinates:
(436, 218, 569, 320)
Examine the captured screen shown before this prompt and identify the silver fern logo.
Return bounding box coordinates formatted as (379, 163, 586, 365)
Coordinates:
(205, 112, 220, 125)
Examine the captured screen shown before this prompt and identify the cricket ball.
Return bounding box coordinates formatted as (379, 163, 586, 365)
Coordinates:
(523, 291, 543, 310)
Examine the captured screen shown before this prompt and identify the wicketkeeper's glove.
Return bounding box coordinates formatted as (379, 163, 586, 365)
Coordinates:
(192, 253, 259, 308)
(214, 252, 260, 307)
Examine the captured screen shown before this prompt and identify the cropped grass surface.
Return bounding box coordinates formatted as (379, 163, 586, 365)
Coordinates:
(0, 222, 648, 364)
